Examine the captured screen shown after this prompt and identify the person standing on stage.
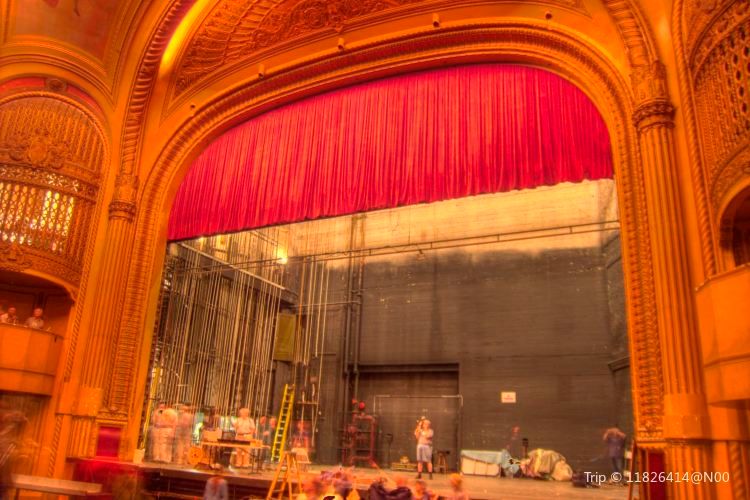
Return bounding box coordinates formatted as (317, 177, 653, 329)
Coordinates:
(414, 418, 434, 480)
(158, 406, 178, 463)
(173, 405, 194, 465)
(232, 407, 256, 468)
(149, 403, 165, 462)
(258, 415, 275, 470)
(603, 425, 626, 479)
(201, 408, 221, 468)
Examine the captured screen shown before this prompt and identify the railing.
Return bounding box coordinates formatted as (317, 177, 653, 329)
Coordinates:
(0, 164, 97, 284)
(0, 322, 63, 396)
(696, 264, 750, 403)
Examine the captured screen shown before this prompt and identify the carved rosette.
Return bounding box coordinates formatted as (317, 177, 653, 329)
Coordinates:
(0, 243, 33, 271)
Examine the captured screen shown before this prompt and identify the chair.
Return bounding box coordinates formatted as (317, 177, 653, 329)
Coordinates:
(435, 450, 449, 473)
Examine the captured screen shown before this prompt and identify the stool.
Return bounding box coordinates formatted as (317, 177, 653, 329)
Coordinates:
(435, 450, 449, 474)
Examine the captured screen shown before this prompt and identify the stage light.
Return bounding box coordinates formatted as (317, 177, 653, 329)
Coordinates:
(276, 248, 288, 264)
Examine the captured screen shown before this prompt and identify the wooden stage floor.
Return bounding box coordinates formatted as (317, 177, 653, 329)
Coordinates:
(138, 461, 630, 499)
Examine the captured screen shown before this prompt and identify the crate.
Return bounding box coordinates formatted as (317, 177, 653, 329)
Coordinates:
(391, 462, 417, 471)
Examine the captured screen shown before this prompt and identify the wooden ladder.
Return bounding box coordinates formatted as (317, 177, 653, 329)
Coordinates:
(271, 384, 295, 462)
(265, 451, 302, 500)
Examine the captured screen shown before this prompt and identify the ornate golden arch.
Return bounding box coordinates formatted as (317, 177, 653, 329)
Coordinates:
(132, 20, 663, 443)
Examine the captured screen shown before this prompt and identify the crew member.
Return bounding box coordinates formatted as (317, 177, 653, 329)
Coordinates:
(233, 408, 255, 468)
(414, 418, 434, 480)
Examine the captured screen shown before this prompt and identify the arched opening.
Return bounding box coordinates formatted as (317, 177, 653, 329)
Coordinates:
(721, 185, 750, 268)
(136, 63, 633, 496)
(0, 269, 73, 474)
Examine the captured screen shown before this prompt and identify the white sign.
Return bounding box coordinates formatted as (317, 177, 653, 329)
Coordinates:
(500, 391, 517, 404)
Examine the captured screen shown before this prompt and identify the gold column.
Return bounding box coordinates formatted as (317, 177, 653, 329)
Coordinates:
(67, 174, 138, 457)
(709, 405, 750, 500)
(632, 62, 713, 499)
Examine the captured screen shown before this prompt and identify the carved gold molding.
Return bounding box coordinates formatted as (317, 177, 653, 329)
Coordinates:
(0, 243, 82, 284)
(0, 243, 33, 271)
(712, 146, 750, 212)
(121, 0, 196, 179)
(671, 0, 718, 276)
(682, 0, 732, 59)
(0, 92, 105, 285)
(633, 100, 676, 132)
(689, 0, 750, 73)
(600, 0, 657, 68)
(690, 2, 750, 215)
(172, 0, 591, 98)
(0, 92, 106, 183)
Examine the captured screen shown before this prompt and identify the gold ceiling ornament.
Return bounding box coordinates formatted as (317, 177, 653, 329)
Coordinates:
(691, 3, 750, 211)
(0, 243, 34, 272)
(3, 127, 72, 171)
(0, 94, 106, 180)
(44, 78, 69, 93)
(173, 0, 589, 96)
(691, 0, 750, 72)
(684, 0, 741, 64)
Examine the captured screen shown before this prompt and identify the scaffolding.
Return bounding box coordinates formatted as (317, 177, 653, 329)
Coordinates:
(142, 227, 334, 447)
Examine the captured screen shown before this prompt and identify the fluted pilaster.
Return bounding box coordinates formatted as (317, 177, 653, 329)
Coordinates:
(634, 100, 706, 406)
(632, 62, 714, 499)
(665, 440, 715, 499)
(68, 174, 138, 457)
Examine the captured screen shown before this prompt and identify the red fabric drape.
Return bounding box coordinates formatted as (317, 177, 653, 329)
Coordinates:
(169, 64, 613, 240)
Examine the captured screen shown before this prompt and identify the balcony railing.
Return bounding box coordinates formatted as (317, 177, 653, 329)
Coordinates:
(0, 323, 63, 396)
(696, 264, 750, 403)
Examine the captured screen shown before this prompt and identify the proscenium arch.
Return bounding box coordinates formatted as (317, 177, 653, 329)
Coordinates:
(123, 21, 662, 456)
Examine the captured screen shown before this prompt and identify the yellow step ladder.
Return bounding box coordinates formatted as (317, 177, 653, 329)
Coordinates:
(266, 450, 302, 500)
(271, 384, 295, 462)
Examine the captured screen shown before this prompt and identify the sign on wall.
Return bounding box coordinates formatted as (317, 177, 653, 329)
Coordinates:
(500, 391, 517, 404)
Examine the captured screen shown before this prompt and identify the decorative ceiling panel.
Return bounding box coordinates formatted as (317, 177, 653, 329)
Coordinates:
(174, 0, 588, 96)
(10, 0, 118, 60)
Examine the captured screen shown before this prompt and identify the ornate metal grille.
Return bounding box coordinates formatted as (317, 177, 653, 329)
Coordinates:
(0, 93, 104, 284)
(0, 165, 96, 270)
(694, 18, 750, 172)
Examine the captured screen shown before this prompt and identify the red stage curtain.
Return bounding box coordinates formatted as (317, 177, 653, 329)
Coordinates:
(169, 64, 613, 240)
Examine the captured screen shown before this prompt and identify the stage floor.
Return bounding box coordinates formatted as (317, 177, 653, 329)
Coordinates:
(139, 461, 630, 499)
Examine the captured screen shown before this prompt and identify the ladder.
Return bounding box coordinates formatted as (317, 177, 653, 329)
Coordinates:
(265, 451, 302, 500)
(271, 384, 295, 462)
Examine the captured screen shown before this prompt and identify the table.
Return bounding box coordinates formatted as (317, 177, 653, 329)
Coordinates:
(191, 440, 269, 473)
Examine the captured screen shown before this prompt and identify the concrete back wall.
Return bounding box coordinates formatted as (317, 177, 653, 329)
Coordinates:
(312, 240, 630, 474)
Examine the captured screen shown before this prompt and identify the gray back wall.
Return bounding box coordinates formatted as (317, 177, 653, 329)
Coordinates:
(310, 236, 630, 474)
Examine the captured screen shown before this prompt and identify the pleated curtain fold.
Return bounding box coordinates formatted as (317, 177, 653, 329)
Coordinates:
(168, 64, 613, 241)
